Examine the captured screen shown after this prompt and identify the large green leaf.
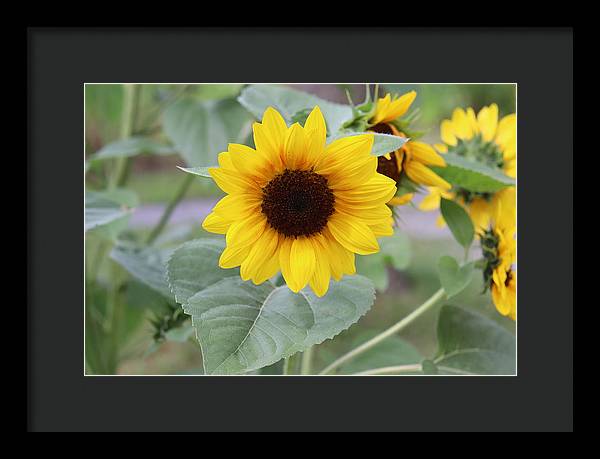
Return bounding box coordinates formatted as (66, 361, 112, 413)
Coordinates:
(90, 137, 176, 161)
(328, 132, 408, 157)
(183, 275, 375, 375)
(163, 98, 251, 166)
(238, 84, 353, 134)
(110, 244, 174, 300)
(440, 198, 474, 249)
(431, 153, 515, 193)
(85, 190, 134, 232)
(437, 256, 474, 299)
(433, 304, 516, 375)
(166, 238, 239, 306)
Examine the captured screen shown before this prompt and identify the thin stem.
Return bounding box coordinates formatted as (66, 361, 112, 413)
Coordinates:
(319, 288, 446, 375)
(351, 364, 423, 376)
(300, 346, 314, 375)
(283, 353, 301, 375)
(145, 173, 194, 245)
(109, 84, 136, 189)
(282, 357, 292, 375)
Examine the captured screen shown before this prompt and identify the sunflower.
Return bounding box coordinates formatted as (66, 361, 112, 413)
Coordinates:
(480, 188, 516, 320)
(425, 104, 516, 231)
(202, 106, 397, 297)
(368, 92, 451, 205)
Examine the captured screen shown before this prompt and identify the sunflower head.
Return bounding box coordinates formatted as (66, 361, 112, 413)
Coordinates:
(366, 92, 450, 204)
(480, 189, 516, 320)
(202, 106, 397, 297)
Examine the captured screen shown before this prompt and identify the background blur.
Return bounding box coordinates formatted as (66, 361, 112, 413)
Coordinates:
(85, 83, 516, 375)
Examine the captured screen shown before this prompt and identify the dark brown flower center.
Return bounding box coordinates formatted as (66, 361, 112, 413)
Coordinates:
(370, 123, 402, 184)
(261, 169, 335, 237)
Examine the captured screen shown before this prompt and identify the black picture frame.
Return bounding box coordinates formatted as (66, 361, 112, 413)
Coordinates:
(27, 27, 573, 432)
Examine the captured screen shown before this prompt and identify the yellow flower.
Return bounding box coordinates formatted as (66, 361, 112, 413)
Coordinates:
(202, 106, 397, 297)
(424, 104, 516, 231)
(481, 189, 516, 320)
(369, 92, 450, 205)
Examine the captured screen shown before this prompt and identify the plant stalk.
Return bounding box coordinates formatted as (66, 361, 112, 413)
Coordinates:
(300, 346, 314, 375)
(319, 288, 446, 375)
(351, 364, 423, 376)
(145, 173, 194, 245)
(110, 84, 136, 189)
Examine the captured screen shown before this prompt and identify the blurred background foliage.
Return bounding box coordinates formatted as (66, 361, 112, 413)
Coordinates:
(85, 83, 516, 375)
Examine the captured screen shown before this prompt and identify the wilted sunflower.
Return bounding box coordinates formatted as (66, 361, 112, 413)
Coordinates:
(424, 104, 516, 230)
(202, 106, 397, 297)
(480, 188, 516, 320)
(369, 92, 450, 205)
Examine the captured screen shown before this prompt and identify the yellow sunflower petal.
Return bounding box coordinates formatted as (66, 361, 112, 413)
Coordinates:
(219, 243, 252, 269)
(289, 237, 316, 292)
(304, 106, 327, 163)
(466, 107, 479, 135)
(418, 188, 442, 211)
(434, 143, 448, 153)
(374, 91, 417, 123)
(228, 143, 273, 182)
(335, 174, 397, 204)
(208, 166, 259, 195)
(278, 238, 301, 292)
(371, 94, 392, 124)
(308, 236, 331, 297)
(225, 213, 266, 249)
(477, 103, 499, 142)
(404, 161, 451, 190)
(253, 107, 287, 167)
(451, 108, 474, 140)
(212, 193, 261, 220)
(284, 122, 309, 170)
(388, 193, 413, 206)
(322, 229, 356, 279)
(440, 120, 457, 146)
(327, 213, 379, 255)
(408, 141, 446, 167)
(468, 198, 493, 231)
(202, 212, 231, 234)
(369, 218, 394, 236)
(315, 134, 374, 175)
(240, 228, 280, 284)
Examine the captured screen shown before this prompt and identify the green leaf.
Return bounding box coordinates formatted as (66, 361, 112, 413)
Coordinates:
(85, 190, 134, 232)
(238, 84, 353, 134)
(166, 238, 240, 306)
(329, 132, 408, 157)
(431, 153, 515, 192)
(434, 305, 516, 375)
(110, 244, 174, 300)
(176, 166, 213, 178)
(440, 198, 474, 249)
(163, 98, 251, 166)
(91, 137, 176, 161)
(338, 330, 422, 374)
(437, 256, 474, 299)
(183, 275, 375, 375)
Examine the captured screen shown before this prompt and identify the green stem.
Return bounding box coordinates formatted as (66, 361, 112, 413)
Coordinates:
(300, 346, 314, 375)
(145, 173, 194, 245)
(109, 84, 136, 189)
(351, 364, 423, 376)
(319, 288, 446, 375)
(283, 353, 301, 375)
